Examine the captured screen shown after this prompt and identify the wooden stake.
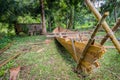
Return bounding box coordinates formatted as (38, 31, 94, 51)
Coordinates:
(77, 12, 108, 70)
(100, 18, 120, 45)
(85, 0, 120, 53)
(71, 39, 78, 62)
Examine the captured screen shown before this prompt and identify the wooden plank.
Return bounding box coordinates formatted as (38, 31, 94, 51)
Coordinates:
(85, 0, 120, 53)
(100, 18, 120, 45)
(0, 42, 13, 55)
(48, 32, 92, 34)
(46, 32, 90, 38)
(0, 53, 20, 68)
(77, 12, 109, 71)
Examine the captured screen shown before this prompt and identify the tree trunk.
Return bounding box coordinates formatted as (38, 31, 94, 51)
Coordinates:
(48, 16, 52, 32)
(73, 6, 75, 29)
(66, 13, 69, 29)
(68, 6, 74, 29)
(40, 0, 47, 34)
(113, 0, 117, 22)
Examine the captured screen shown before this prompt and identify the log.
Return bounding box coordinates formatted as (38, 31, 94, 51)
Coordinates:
(0, 42, 13, 55)
(85, 0, 120, 53)
(0, 53, 20, 68)
(46, 32, 91, 38)
(100, 18, 120, 45)
(77, 12, 109, 71)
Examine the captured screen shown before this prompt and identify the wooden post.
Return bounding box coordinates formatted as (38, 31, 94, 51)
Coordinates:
(77, 12, 109, 70)
(85, 0, 120, 53)
(100, 19, 120, 45)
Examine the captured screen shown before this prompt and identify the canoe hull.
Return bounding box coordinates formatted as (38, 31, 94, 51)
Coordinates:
(54, 27, 106, 73)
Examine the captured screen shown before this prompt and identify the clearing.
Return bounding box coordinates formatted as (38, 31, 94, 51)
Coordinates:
(0, 33, 120, 80)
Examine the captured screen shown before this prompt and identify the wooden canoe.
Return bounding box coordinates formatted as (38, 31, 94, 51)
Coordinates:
(53, 27, 106, 73)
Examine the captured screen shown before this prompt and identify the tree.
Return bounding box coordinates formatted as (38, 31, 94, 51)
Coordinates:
(100, 0, 120, 23)
(40, 0, 47, 34)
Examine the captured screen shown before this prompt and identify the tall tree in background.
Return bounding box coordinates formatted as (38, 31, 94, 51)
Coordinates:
(40, 0, 47, 34)
(113, 0, 117, 22)
(101, 0, 120, 23)
(66, 0, 82, 29)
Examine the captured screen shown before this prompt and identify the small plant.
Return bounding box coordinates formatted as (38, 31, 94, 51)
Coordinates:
(0, 61, 15, 77)
(21, 25, 29, 34)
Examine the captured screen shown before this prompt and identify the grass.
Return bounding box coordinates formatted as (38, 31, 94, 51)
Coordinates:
(0, 36, 79, 80)
(0, 30, 120, 80)
(0, 36, 12, 49)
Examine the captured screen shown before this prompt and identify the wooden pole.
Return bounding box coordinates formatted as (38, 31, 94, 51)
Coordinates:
(100, 18, 120, 45)
(71, 39, 78, 62)
(0, 53, 20, 68)
(77, 12, 109, 70)
(85, 0, 120, 53)
(0, 42, 13, 55)
(0, 43, 11, 55)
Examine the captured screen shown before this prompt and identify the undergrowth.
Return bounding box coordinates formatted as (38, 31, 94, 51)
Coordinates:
(0, 36, 12, 49)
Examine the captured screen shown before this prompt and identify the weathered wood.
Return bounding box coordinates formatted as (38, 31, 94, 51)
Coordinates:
(0, 42, 13, 55)
(77, 12, 109, 71)
(0, 53, 20, 68)
(54, 27, 106, 73)
(46, 32, 90, 38)
(85, 0, 120, 53)
(14, 23, 42, 35)
(49, 31, 92, 34)
(71, 39, 78, 62)
(100, 18, 120, 45)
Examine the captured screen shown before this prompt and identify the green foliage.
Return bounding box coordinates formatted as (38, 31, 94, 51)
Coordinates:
(20, 25, 29, 34)
(100, 0, 120, 23)
(0, 0, 40, 23)
(0, 36, 11, 49)
(0, 0, 120, 34)
(17, 15, 41, 23)
(0, 61, 15, 77)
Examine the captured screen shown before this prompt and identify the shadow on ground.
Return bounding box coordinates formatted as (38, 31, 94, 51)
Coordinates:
(54, 39, 77, 68)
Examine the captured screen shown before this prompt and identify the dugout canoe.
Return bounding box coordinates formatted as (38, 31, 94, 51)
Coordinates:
(53, 27, 106, 73)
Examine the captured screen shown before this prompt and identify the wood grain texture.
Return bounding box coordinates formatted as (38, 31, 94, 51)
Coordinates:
(53, 27, 106, 73)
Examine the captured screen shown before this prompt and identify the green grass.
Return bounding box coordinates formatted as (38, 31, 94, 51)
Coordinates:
(0, 36, 12, 49)
(0, 30, 120, 80)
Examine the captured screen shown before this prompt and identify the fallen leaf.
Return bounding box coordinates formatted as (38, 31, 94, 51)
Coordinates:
(37, 48, 44, 53)
(44, 39, 52, 44)
(9, 66, 21, 80)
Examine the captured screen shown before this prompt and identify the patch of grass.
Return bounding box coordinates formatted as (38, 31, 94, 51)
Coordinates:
(14, 39, 79, 80)
(0, 36, 12, 49)
(0, 60, 17, 77)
